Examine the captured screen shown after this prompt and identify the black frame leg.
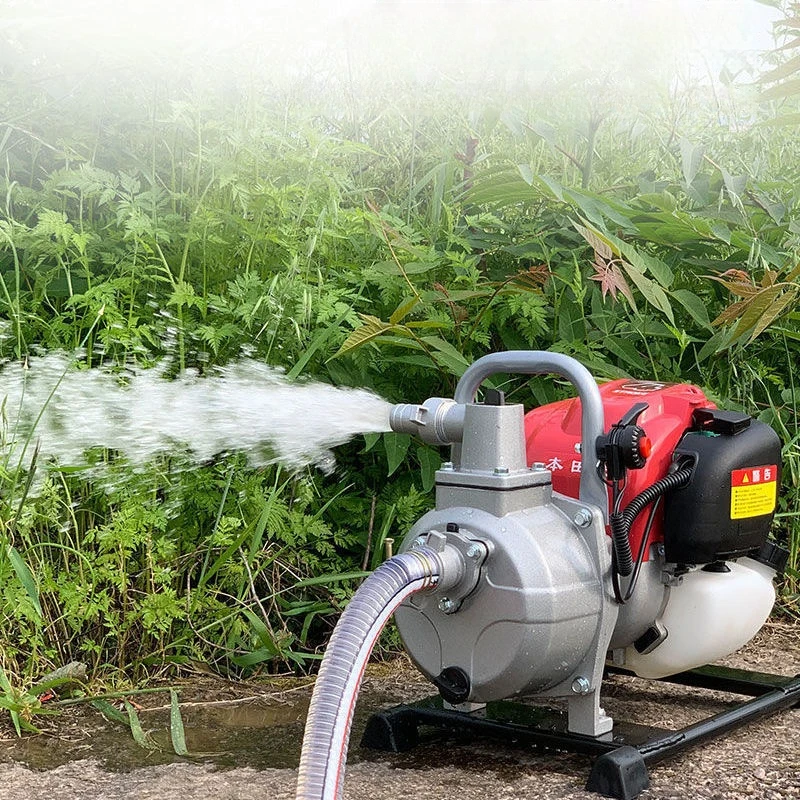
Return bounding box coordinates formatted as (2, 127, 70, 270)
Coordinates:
(361, 706, 420, 752)
(360, 666, 800, 800)
(586, 747, 650, 800)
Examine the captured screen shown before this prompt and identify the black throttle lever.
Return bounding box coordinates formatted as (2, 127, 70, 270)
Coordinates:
(596, 402, 652, 482)
(618, 401, 649, 428)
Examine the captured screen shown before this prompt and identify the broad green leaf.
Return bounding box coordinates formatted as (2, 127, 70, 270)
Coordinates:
(565, 190, 606, 230)
(230, 647, 278, 668)
(366, 333, 423, 351)
(404, 320, 449, 330)
(7, 546, 42, 621)
(91, 699, 128, 724)
(125, 701, 158, 750)
(383, 432, 411, 476)
(420, 336, 471, 377)
(721, 169, 747, 201)
(573, 221, 613, 260)
(363, 432, 381, 452)
(517, 163, 534, 185)
(330, 315, 395, 359)
(286, 315, 349, 380)
(382, 355, 435, 369)
(468, 174, 535, 206)
(537, 174, 564, 201)
(760, 77, 800, 100)
(638, 192, 677, 212)
(614, 239, 673, 289)
(620, 262, 675, 324)
(499, 108, 524, 137)
(750, 288, 798, 340)
(295, 571, 370, 587)
(680, 138, 704, 186)
(670, 289, 711, 329)
(754, 240, 785, 267)
(526, 121, 556, 145)
(417, 445, 441, 493)
(599, 230, 673, 292)
(697, 328, 733, 360)
(750, 192, 786, 224)
(757, 52, 800, 84)
(710, 223, 731, 244)
(731, 285, 784, 340)
(603, 337, 646, 371)
(389, 296, 421, 325)
(240, 608, 278, 655)
(169, 690, 188, 757)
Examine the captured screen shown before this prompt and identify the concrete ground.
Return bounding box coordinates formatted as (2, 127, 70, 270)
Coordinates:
(0, 623, 796, 800)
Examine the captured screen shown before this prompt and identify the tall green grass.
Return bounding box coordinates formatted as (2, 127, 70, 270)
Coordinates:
(0, 20, 798, 700)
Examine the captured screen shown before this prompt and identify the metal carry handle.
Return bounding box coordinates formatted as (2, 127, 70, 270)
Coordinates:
(454, 351, 607, 517)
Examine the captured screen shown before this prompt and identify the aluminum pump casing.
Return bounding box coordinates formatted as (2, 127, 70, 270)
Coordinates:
(394, 402, 619, 731)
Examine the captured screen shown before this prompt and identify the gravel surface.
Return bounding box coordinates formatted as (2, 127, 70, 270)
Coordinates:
(0, 622, 796, 800)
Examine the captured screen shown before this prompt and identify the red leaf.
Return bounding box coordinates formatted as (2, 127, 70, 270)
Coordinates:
(590, 256, 634, 305)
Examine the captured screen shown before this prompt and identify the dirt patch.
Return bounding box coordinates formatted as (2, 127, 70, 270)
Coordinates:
(0, 622, 796, 799)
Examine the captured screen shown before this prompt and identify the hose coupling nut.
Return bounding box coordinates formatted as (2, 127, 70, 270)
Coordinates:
(406, 528, 489, 606)
(389, 398, 465, 445)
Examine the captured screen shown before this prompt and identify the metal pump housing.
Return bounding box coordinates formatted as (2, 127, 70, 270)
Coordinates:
(386, 351, 782, 738)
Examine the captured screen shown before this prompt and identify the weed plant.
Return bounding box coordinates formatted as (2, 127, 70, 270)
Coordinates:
(0, 6, 798, 699)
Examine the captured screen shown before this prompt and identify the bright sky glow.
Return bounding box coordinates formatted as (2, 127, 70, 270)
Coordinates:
(0, 0, 784, 106)
(2, 2, 781, 65)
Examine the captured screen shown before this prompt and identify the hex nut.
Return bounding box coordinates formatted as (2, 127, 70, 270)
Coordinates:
(438, 597, 458, 614)
(573, 508, 593, 528)
(571, 676, 591, 695)
(465, 543, 483, 559)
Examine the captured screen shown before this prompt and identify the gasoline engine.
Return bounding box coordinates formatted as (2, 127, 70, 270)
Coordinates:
(296, 351, 796, 800)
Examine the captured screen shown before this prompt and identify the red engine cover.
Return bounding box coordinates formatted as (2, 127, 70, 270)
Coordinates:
(524, 380, 713, 560)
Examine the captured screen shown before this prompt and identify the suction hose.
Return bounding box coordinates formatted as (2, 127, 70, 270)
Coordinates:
(295, 547, 460, 800)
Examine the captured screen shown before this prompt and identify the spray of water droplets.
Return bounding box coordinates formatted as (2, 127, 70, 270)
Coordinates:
(0, 354, 393, 481)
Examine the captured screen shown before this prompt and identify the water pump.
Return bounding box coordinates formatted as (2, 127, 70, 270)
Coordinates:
(296, 351, 798, 800)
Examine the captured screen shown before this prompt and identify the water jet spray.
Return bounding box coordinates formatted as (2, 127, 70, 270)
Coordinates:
(296, 350, 799, 800)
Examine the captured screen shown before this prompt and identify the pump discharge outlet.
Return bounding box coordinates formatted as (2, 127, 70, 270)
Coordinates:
(296, 351, 797, 800)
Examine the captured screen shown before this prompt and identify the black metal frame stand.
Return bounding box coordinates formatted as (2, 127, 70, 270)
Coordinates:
(360, 665, 800, 800)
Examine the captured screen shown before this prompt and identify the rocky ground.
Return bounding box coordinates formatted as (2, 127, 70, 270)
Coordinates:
(0, 622, 796, 800)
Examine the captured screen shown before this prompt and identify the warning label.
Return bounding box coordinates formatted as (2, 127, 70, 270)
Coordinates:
(730, 465, 778, 520)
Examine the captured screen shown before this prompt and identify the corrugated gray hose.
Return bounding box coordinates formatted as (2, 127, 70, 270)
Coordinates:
(295, 549, 446, 800)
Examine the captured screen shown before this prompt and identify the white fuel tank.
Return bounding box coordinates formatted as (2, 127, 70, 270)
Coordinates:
(624, 558, 776, 679)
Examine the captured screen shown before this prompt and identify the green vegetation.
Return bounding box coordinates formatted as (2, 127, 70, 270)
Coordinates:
(0, 2, 799, 704)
